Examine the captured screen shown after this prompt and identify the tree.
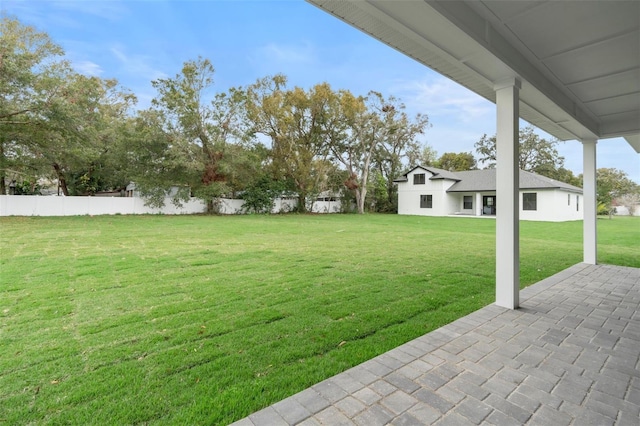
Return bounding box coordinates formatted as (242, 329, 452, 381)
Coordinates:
(437, 152, 476, 171)
(474, 126, 565, 176)
(408, 144, 438, 169)
(247, 77, 338, 213)
(588, 168, 640, 216)
(0, 16, 66, 193)
(41, 75, 136, 195)
(241, 174, 285, 214)
(368, 95, 430, 213)
(1, 17, 137, 196)
(121, 109, 194, 206)
(547, 167, 581, 187)
(147, 57, 252, 211)
(326, 89, 377, 215)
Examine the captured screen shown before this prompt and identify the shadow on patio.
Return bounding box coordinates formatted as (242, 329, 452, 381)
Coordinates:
(232, 263, 640, 425)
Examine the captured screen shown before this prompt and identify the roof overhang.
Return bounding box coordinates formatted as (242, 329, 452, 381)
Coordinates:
(307, 0, 640, 152)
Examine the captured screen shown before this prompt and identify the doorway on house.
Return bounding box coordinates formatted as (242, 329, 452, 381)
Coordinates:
(483, 195, 496, 215)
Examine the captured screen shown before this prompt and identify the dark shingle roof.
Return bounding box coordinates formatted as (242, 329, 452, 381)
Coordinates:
(392, 165, 461, 183)
(393, 166, 582, 193)
(424, 166, 461, 181)
(447, 169, 582, 193)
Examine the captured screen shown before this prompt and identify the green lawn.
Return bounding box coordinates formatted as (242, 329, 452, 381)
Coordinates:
(1, 214, 638, 424)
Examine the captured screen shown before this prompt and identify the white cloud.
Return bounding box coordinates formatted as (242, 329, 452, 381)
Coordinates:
(250, 41, 318, 75)
(73, 60, 103, 76)
(109, 45, 168, 82)
(50, 0, 129, 22)
(260, 42, 315, 64)
(392, 76, 494, 124)
(381, 75, 496, 156)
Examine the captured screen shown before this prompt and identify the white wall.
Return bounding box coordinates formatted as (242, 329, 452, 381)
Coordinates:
(397, 179, 584, 222)
(519, 190, 582, 222)
(614, 205, 640, 216)
(310, 199, 342, 213)
(397, 169, 448, 216)
(0, 195, 207, 216)
(448, 193, 478, 215)
(0, 195, 343, 216)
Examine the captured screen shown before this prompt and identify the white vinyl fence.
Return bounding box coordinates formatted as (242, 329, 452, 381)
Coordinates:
(613, 205, 640, 216)
(0, 195, 345, 216)
(0, 195, 207, 216)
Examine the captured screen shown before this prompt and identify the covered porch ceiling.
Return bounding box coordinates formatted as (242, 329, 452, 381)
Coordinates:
(307, 0, 640, 153)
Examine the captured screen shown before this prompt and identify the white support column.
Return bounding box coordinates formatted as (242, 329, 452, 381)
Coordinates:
(494, 78, 521, 310)
(582, 139, 597, 264)
(475, 192, 482, 216)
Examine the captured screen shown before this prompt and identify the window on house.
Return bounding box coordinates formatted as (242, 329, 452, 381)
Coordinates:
(420, 194, 432, 208)
(413, 173, 426, 185)
(523, 193, 537, 211)
(463, 196, 473, 210)
(577, 195, 579, 211)
(568, 194, 571, 205)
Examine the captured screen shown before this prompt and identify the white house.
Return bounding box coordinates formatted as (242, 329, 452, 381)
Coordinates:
(395, 166, 583, 222)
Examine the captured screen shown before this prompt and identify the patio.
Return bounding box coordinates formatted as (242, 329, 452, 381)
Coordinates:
(232, 263, 640, 425)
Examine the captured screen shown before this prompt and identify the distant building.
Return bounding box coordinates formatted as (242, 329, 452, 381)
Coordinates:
(394, 166, 583, 222)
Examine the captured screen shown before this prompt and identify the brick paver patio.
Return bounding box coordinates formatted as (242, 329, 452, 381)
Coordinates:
(232, 263, 640, 425)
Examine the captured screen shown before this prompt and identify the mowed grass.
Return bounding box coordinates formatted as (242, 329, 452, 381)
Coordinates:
(1, 214, 638, 424)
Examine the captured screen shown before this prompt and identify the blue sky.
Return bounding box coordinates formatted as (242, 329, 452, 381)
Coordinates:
(3, 0, 638, 182)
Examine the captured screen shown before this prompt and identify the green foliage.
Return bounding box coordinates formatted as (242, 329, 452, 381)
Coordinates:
(369, 169, 396, 212)
(437, 151, 477, 171)
(408, 144, 438, 168)
(0, 17, 433, 208)
(241, 175, 285, 214)
(247, 78, 338, 213)
(582, 169, 639, 216)
(1, 16, 137, 196)
(1, 16, 65, 193)
(595, 168, 639, 208)
(10, 179, 41, 195)
(474, 126, 573, 182)
(548, 167, 582, 187)
(145, 57, 255, 211)
(597, 201, 614, 216)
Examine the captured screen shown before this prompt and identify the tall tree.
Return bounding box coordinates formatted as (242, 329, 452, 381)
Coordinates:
(1, 17, 137, 195)
(437, 152, 477, 171)
(247, 76, 337, 213)
(148, 57, 252, 211)
(326, 89, 376, 214)
(0, 16, 66, 193)
(43, 75, 136, 195)
(123, 109, 198, 206)
(474, 125, 565, 176)
(371, 95, 430, 213)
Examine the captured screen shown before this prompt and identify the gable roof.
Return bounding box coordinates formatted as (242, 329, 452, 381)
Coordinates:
(393, 165, 461, 183)
(395, 166, 583, 194)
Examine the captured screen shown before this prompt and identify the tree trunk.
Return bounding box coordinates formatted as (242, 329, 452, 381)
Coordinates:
(297, 193, 307, 213)
(357, 166, 370, 214)
(356, 187, 367, 214)
(0, 142, 6, 195)
(53, 163, 69, 196)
